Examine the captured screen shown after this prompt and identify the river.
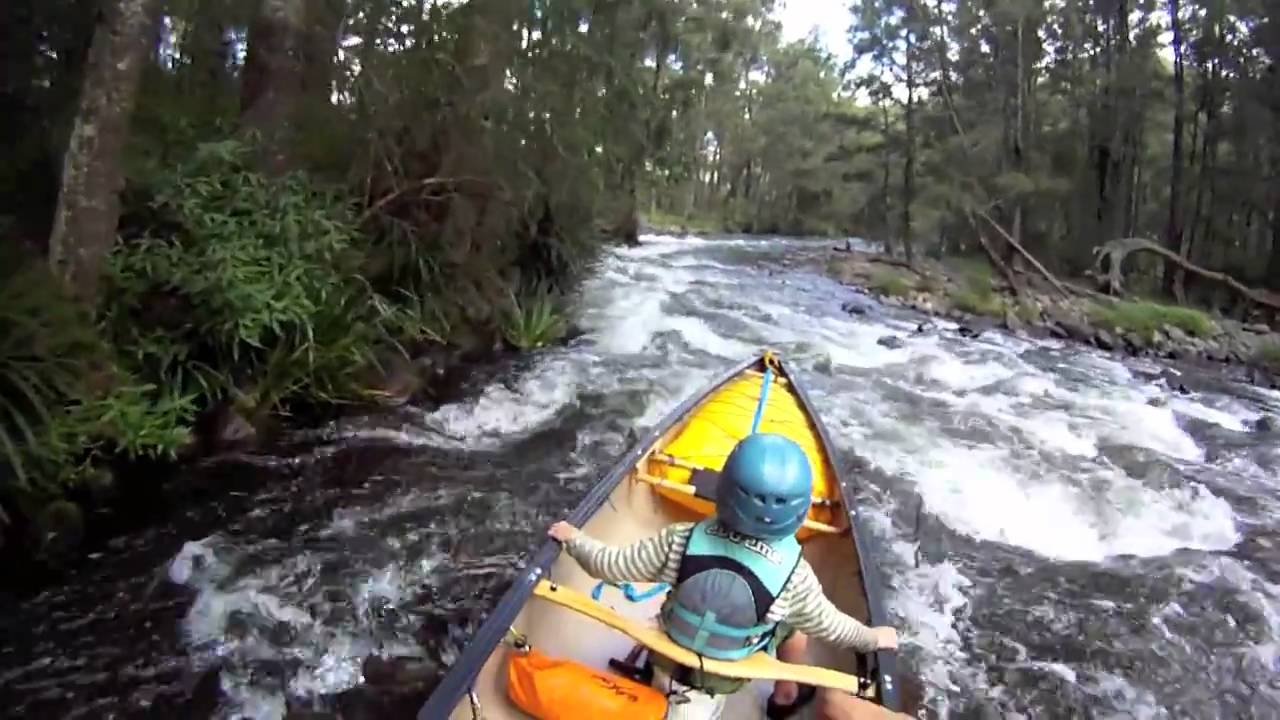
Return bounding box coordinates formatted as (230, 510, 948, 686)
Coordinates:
(3, 233, 1280, 719)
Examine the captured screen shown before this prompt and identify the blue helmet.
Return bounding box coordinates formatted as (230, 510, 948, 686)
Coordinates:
(716, 433, 813, 540)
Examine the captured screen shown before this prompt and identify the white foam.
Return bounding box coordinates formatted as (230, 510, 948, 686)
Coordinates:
(1076, 391, 1205, 462)
(1169, 395, 1261, 432)
(418, 358, 579, 447)
(172, 543, 439, 720)
(858, 436, 1238, 562)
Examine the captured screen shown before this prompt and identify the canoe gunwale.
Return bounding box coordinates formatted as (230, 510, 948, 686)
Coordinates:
(777, 356, 902, 711)
(415, 355, 760, 720)
(415, 352, 902, 718)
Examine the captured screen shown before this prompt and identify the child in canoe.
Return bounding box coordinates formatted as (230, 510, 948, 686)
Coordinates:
(548, 432, 899, 720)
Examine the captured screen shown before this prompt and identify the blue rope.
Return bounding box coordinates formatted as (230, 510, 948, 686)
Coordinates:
(749, 365, 773, 434)
(590, 580, 671, 603)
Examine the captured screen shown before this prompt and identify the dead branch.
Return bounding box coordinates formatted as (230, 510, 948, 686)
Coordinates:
(973, 208, 1070, 298)
(359, 176, 499, 221)
(965, 213, 1027, 299)
(1091, 237, 1280, 312)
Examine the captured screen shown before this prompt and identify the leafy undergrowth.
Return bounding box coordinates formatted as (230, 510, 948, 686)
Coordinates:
(1087, 300, 1216, 340)
(0, 251, 194, 550)
(951, 286, 1005, 317)
(949, 262, 1005, 317)
(868, 270, 915, 297)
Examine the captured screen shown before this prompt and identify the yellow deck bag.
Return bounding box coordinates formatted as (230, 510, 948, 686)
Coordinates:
(506, 647, 667, 720)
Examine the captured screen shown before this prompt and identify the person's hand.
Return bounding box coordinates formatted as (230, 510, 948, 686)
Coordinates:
(548, 521, 581, 543)
(873, 626, 898, 650)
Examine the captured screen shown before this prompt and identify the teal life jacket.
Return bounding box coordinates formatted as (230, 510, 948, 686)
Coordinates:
(659, 517, 802, 661)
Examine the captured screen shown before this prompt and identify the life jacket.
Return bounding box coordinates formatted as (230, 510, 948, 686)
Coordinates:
(659, 518, 802, 661)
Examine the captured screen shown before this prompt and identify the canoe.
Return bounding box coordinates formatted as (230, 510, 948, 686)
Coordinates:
(417, 351, 904, 719)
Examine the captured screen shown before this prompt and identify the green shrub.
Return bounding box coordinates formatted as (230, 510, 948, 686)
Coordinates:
(868, 270, 914, 297)
(951, 287, 1005, 317)
(1087, 300, 1215, 340)
(0, 255, 102, 493)
(950, 256, 995, 288)
(501, 282, 566, 350)
(948, 267, 1005, 317)
(1014, 299, 1042, 324)
(0, 248, 205, 522)
(103, 139, 396, 413)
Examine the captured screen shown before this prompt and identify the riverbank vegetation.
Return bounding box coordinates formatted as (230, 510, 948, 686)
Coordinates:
(3, 0, 1278, 566)
(0, 0, 805, 567)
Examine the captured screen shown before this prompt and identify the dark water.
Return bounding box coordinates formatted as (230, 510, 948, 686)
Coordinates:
(3, 234, 1280, 719)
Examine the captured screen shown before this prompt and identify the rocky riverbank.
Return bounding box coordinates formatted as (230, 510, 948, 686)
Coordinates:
(826, 248, 1280, 392)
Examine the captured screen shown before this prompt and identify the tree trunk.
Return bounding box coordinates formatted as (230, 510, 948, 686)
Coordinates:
(1268, 208, 1280, 292)
(300, 0, 345, 106)
(47, 0, 161, 304)
(901, 34, 917, 265)
(1010, 16, 1026, 272)
(1162, 0, 1186, 296)
(241, 0, 308, 174)
(880, 98, 893, 256)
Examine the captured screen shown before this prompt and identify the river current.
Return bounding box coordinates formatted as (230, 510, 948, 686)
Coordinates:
(3, 234, 1280, 719)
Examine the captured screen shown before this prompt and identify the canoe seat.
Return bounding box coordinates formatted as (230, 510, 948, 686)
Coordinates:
(530, 579, 866, 694)
(634, 471, 843, 535)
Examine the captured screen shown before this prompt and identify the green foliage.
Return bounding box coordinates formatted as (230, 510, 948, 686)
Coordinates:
(947, 259, 1005, 316)
(501, 284, 567, 350)
(951, 287, 1006, 317)
(382, 289, 453, 346)
(103, 140, 393, 413)
(950, 257, 995, 288)
(868, 270, 915, 298)
(0, 252, 195, 515)
(0, 255, 102, 492)
(1087, 300, 1216, 340)
(32, 381, 198, 486)
(642, 209, 724, 235)
(1014, 299, 1043, 325)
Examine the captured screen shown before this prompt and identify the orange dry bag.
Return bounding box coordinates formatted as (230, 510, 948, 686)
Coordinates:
(506, 647, 668, 720)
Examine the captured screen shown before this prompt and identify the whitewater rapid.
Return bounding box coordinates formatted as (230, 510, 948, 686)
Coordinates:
(160, 233, 1280, 719)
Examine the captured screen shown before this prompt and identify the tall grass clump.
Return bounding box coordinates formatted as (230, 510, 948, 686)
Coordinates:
(501, 282, 567, 350)
(868, 270, 914, 297)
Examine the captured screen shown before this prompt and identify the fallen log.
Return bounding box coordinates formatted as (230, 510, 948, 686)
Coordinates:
(966, 214, 1027, 299)
(973, 208, 1071, 298)
(1091, 237, 1280, 313)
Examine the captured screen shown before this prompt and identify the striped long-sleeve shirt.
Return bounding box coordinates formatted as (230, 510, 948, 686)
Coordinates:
(563, 521, 879, 654)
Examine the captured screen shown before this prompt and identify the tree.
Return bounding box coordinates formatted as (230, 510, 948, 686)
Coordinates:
(47, 0, 162, 304)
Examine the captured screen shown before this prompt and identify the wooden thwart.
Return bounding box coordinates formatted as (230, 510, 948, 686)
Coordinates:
(529, 579, 864, 694)
(633, 473, 843, 535)
(648, 453, 836, 507)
